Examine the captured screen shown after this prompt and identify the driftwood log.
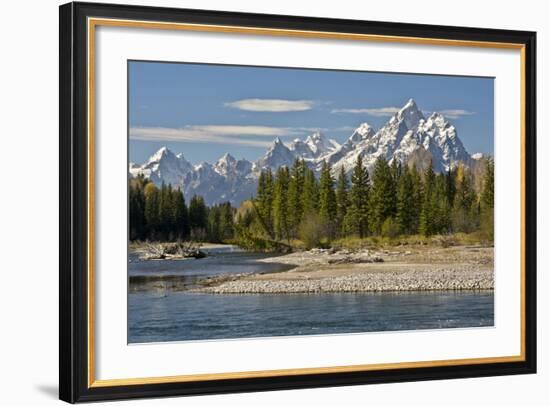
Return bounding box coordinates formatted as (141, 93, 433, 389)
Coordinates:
(142, 241, 206, 260)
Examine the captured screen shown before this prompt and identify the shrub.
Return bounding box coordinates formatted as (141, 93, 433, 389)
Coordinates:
(381, 217, 400, 238)
(299, 213, 324, 249)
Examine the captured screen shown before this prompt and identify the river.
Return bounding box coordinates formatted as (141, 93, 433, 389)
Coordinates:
(128, 245, 494, 343)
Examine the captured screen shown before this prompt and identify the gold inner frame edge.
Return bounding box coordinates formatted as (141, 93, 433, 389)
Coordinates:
(87, 17, 527, 388)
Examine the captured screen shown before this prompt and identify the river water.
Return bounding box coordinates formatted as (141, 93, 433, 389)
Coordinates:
(128, 246, 494, 343)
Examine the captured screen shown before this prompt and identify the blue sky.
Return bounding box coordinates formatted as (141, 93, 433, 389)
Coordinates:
(129, 61, 494, 164)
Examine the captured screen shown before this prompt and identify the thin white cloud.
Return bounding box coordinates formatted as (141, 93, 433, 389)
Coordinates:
(435, 109, 476, 119)
(129, 125, 314, 147)
(331, 107, 401, 116)
(225, 98, 315, 112)
(332, 106, 476, 119)
(333, 126, 357, 132)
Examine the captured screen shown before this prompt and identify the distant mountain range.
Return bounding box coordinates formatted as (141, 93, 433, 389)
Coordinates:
(129, 99, 484, 206)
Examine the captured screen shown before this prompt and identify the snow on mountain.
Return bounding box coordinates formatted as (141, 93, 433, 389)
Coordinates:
(130, 146, 194, 187)
(255, 137, 297, 170)
(332, 98, 471, 174)
(303, 132, 340, 158)
(289, 131, 340, 164)
(129, 99, 475, 206)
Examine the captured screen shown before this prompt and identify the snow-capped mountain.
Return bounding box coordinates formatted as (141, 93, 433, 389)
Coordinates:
(291, 131, 340, 159)
(255, 137, 297, 170)
(330, 99, 472, 173)
(129, 99, 477, 206)
(129, 146, 194, 187)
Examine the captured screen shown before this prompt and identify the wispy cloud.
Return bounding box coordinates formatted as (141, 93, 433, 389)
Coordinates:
(332, 106, 476, 120)
(434, 109, 476, 119)
(331, 107, 401, 116)
(225, 98, 315, 112)
(333, 126, 357, 132)
(130, 125, 317, 147)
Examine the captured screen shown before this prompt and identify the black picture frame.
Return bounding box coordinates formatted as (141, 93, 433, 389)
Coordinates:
(59, 1, 537, 403)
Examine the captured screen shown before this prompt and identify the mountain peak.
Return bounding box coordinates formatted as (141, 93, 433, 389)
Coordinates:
(130, 98, 474, 207)
(219, 152, 236, 162)
(397, 98, 424, 129)
(404, 98, 417, 108)
(306, 131, 325, 141)
(155, 145, 169, 155)
(305, 131, 334, 156)
(148, 146, 174, 163)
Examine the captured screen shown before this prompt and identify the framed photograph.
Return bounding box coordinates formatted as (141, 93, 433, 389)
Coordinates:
(59, 2, 536, 402)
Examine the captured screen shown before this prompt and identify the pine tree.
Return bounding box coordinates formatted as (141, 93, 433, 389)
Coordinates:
(207, 205, 221, 242)
(347, 155, 370, 238)
(481, 158, 494, 210)
(287, 159, 306, 238)
(396, 166, 415, 234)
(144, 182, 160, 240)
(301, 167, 319, 216)
(369, 156, 394, 234)
(273, 166, 291, 242)
(480, 158, 494, 240)
(452, 167, 477, 233)
(188, 195, 208, 239)
(445, 168, 457, 208)
(219, 202, 234, 240)
(390, 159, 402, 217)
(172, 188, 189, 239)
(161, 183, 176, 240)
(410, 164, 423, 234)
(419, 161, 437, 236)
(129, 178, 147, 240)
(318, 160, 337, 238)
(256, 169, 274, 236)
(434, 173, 451, 233)
(335, 166, 349, 236)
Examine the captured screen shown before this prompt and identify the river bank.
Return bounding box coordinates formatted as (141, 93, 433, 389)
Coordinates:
(195, 245, 494, 294)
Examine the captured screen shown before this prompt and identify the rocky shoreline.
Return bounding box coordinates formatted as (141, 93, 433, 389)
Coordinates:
(195, 245, 494, 294)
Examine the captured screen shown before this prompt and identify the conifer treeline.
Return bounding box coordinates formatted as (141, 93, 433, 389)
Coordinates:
(129, 156, 494, 247)
(129, 176, 234, 242)
(240, 156, 494, 248)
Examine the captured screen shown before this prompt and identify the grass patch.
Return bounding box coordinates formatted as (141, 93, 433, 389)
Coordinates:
(332, 232, 492, 250)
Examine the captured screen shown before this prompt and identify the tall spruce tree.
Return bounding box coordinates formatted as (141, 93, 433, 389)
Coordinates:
(481, 158, 494, 210)
(318, 161, 337, 238)
(445, 168, 457, 208)
(452, 166, 478, 233)
(419, 161, 437, 236)
(207, 205, 222, 242)
(346, 155, 370, 238)
(369, 156, 394, 234)
(390, 159, 402, 216)
(434, 173, 451, 233)
(335, 166, 349, 236)
(273, 166, 291, 242)
(410, 164, 423, 234)
(287, 159, 306, 238)
(301, 167, 319, 216)
(144, 182, 160, 239)
(188, 195, 208, 238)
(480, 158, 494, 240)
(129, 179, 147, 240)
(219, 202, 234, 240)
(172, 188, 189, 240)
(396, 166, 415, 234)
(256, 169, 274, 235)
